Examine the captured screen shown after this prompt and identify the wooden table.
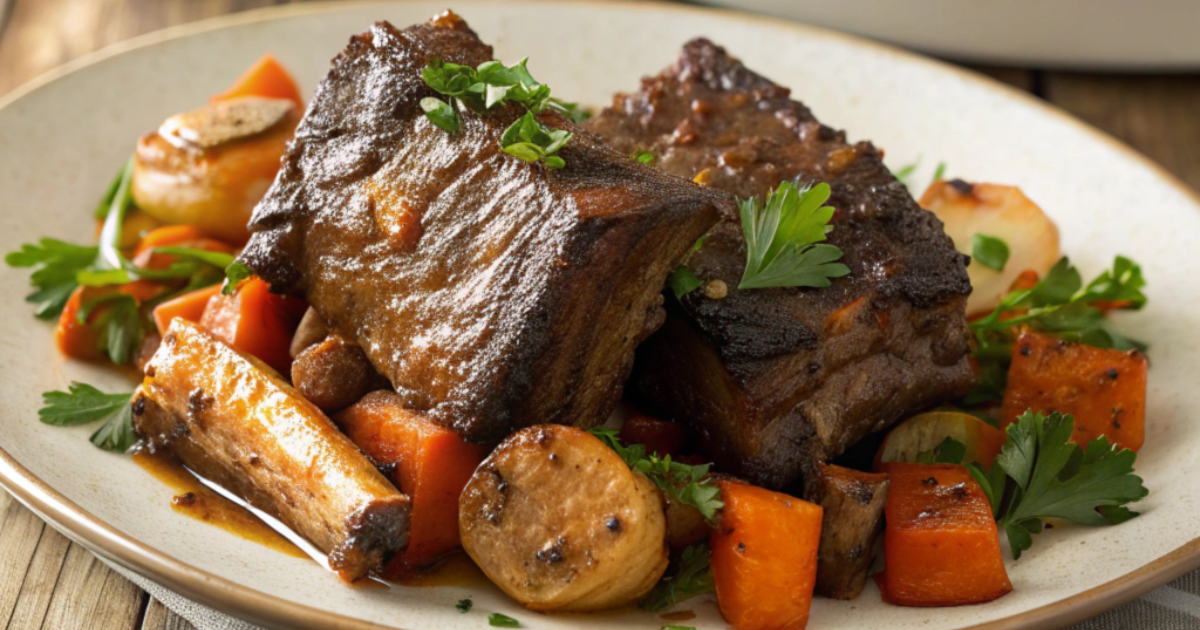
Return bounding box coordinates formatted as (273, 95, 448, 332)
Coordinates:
(0, 1, 1197, 628)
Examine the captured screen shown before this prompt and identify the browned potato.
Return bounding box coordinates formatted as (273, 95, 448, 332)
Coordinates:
(920, 180, 1060, 316)
(132, 96, 300, 245)
(135, 319, 410, 581)
(459, 425, 668, 611)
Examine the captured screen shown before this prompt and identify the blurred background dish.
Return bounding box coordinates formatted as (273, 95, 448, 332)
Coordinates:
(693, 0, 1200, 69)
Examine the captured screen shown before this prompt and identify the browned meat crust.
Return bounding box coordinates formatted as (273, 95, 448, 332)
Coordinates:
(805, 464, 890, 600)
(585, 38, 974, 489)
(134, 320, 410, 581)
(238, 14, 727, 443)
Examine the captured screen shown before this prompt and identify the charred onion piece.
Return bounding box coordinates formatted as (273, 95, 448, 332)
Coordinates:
(459, 425, 668, 611)
(134, 319, 410, 581)
(292, 334, 384, 413)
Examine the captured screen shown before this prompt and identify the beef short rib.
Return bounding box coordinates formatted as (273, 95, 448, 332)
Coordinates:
(586, 39, 974, 488)
(239, 14, 726, 442)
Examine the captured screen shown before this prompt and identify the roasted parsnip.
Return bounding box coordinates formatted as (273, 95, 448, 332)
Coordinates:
(134, 319, 410, 581)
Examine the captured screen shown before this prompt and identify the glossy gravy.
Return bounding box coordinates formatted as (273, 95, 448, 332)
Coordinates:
(132, 445, 487, 587)
(132, 446, 307, 559)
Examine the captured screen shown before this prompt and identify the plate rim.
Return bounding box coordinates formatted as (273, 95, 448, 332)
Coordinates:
(1, 1, 1198, 629)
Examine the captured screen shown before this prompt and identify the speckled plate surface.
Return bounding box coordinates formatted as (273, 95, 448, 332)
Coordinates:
(0, 2, 1198, 629)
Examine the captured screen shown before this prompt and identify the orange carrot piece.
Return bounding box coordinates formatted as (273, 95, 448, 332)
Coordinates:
(211, 53, 303, 110)
(1000, 329, 1147, 452)
(133, 225, 207, 256)
(199, 278, 305, 374)
(711, 480, 823, 630)
(877, 462, 1011, 607)
(152, 285, 221, 336)
(335, 391, 487, 570)
(619, 410, 688, 457)
(56, 281, 169, 361)
(56, 287, 105, 361)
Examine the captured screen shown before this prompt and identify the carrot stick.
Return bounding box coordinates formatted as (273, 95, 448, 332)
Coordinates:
(711, 480, 823, 630)
(876, 462, 1011, 607)
(152, 285, 221, 336)
(211, 53, 303, 110)
(199, 278, 305, 374)
(335, 391, 488, 570)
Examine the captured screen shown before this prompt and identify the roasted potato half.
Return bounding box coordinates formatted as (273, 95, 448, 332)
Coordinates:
(132, 96, 300, 245)
(920, 180, 1060, 316)
(459, 425, 669, 611)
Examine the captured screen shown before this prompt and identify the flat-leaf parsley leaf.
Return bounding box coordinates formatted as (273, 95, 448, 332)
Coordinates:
(966, 410, 1148, 559)
(589, 428, 723, 520)
(737, 181, 850, 290)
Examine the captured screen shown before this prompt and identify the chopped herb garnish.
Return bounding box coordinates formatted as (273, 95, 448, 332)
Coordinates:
(39, 382, 133, 426)
(38, 383, 136, 453)
(967, 410, 1148, 559)
(421, 57, 575, 168)
(5, 239, 98, 319)
(971, 234, 1010, 271)
(737, 181, 850, 290)
(500, 110, 571, 169)
(547, 98, 591, 123)
(641, 543, 716, 611)
(589, 428, 723, 520)
(635, 149, 655, 164)
(487, 612, 520, 627)
(966, 256, 1147, 405)
(892, 160, 919, 186)
(669, 237, 707, 300)
(932, 161, 947, 183)
(222, 261, 253, 295)
(669, 267, 704, 300)
(420, 97, 459, 132)
(915, 436, 968, 465)
(455, 598, 473, 613)
(90, 402, 138, 453)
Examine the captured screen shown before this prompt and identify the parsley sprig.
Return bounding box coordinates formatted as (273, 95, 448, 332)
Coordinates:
(737, 181, 849, 290)
(420, 58, 583, 168)
(966, 256, 1147, 405)
(964, 410, 1148, 559)
(588, 428, 723, 520)
(640, 543, 716, 612)
(39, 383, 137, 452)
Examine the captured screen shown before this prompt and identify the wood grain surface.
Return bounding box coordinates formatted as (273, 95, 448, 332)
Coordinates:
(0, 1, 1196, 629)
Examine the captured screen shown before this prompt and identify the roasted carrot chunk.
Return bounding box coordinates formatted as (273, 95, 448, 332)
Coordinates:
(132, 225, 236, 271)
(335, 391, 487, 570)
(619, 409, 688, 457)
(56, 281, 168, 361)
(152, 285, 221, 336)
(1000, 329, 1147, 452)
(211, 53, 303, 110)
(199, 278, 305, 374)
(877, 462, 1011, 607)
(711, 480, 823, 630)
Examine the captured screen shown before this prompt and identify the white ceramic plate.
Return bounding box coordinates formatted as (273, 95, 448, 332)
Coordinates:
(693, 0, 1200, 69)
(1, 2, 1199, 629)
